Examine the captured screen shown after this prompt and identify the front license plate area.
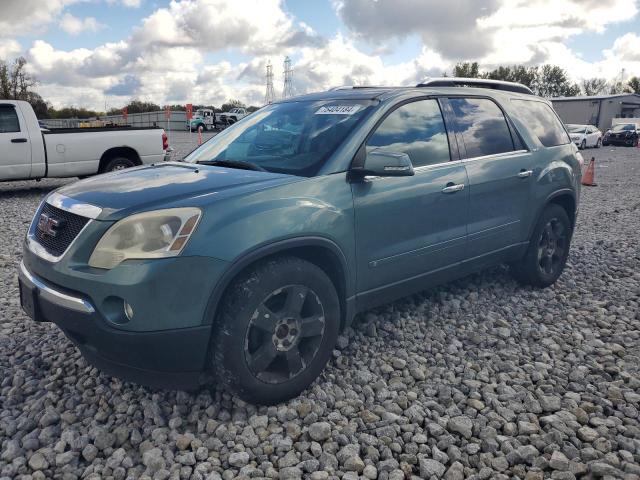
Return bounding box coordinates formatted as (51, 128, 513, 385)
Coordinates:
(19, 278, 41, 321)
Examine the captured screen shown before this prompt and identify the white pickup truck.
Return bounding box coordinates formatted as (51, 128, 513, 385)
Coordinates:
(1, 100, 169, 181)
(219, 107, 248, 125)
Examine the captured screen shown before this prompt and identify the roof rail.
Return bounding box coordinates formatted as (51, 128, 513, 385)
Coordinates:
(416, 77, 534, 95)
(328, 85, 396, 91)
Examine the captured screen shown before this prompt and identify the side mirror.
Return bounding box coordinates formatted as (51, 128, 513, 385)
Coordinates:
(352, 149, 415, 179)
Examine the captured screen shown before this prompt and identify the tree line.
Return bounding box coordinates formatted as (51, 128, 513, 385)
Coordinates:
(2, 56, 640, 119)
(451, 62, 639, 97)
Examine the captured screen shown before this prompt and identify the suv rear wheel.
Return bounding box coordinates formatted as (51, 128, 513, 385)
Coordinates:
(211, 256, 340, 404)
(511, 204, 572, 288)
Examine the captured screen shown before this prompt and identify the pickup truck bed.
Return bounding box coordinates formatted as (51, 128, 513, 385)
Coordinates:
(1, 100, 169, 181)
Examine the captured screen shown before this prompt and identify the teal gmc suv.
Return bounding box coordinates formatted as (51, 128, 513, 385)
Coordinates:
(19, 78, 582, 404)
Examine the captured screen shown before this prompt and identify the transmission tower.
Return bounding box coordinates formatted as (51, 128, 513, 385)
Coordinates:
(264, 61, 275, 105)
(282, 56, 294, 99)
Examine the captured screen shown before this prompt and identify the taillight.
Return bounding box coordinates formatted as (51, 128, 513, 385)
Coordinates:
(162, 131, 169, 151)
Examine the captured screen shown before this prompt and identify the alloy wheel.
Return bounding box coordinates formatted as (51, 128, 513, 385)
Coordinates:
(537, 218, 567, 277)
(244, 285, 326, 384)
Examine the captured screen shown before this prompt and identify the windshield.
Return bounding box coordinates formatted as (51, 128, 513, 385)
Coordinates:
(567, 124, 586, 133)
(185, 100, 373, 176)
(611, 123, 635, 132)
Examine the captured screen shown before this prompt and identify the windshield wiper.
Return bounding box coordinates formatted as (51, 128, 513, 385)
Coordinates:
(197, 159, 267, 172)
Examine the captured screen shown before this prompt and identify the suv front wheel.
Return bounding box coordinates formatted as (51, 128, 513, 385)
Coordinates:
(511, 204, 572, 288)
(211, 256, 340, 404)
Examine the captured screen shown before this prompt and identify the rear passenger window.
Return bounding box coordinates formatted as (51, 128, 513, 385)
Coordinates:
(511, 99, 570, 147)
(448, 98, 516, 158)
(0, 105, 21, 133)
(367, 99, 450, 168)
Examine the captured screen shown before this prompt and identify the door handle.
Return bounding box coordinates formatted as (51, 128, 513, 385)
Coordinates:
(517, 169, 533, 178)
(441, 183, 465, 193)
(11, 138, 28, 143)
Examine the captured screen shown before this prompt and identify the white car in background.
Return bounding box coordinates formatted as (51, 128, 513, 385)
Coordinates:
(566, 124, 602, 149)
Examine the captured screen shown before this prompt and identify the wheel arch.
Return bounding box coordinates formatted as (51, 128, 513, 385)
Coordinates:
(203, 237, 354, 333)
(531, 189, 577, 237)
(98, 146, 141, 172)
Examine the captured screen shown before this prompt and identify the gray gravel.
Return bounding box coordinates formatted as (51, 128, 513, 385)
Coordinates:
(166, 130, 217, 161)
(1, 145, 639, 480)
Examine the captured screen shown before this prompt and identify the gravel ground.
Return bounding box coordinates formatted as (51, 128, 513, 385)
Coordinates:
(1, 145, 639, 480)
(166, 130, 217, 161)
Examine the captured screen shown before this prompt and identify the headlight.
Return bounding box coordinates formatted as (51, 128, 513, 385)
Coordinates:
(88, 208, 201, 269)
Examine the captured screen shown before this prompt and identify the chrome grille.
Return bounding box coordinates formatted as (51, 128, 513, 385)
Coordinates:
(33, 203, 89, 258)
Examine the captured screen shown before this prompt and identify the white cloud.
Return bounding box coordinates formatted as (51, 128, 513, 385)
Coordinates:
(131, 0, 322, 54)
(476, 0, 639, 69)
(106, 0, 143, 7)
(0, 39, 22, 59)
(607, 32, 640, 62)
(0, 0, 78, 36)
(480, 0, 637, 34)
(59, 13, 104, 35)
(335, 0, 501, 58)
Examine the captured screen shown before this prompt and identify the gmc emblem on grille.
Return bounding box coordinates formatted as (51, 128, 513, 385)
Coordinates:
(37, 213, 63, 237)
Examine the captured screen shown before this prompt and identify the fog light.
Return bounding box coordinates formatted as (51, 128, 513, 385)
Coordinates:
(124, 301, 134, 321)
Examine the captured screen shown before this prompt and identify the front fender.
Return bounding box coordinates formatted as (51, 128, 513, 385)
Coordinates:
(185, 174, 356, 322)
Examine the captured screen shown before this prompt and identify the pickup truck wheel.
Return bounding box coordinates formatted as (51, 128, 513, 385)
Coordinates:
(510, 204, 572, 288)
(102, 157, 136, 173)
(211, 256, 340, 405)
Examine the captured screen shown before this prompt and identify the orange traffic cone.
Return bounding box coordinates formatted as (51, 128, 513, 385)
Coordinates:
(582, 157, 596, 186)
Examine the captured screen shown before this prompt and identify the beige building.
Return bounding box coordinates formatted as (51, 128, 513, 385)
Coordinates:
(551, 93, 640, 131)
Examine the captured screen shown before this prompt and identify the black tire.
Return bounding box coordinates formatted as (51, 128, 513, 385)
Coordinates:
(602, 141, 609, 147)
(101, 156, 136, 173)
(211, 256, 340, 404)
(580, 139, 586, 150)
(511, 204, 572, 288)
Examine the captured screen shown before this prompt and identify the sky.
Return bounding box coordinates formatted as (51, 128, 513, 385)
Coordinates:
(1, 0, 639, 111)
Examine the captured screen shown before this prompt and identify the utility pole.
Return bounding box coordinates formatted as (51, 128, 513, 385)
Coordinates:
(282, 56, 293, 99)
(264, 61, 275, 105)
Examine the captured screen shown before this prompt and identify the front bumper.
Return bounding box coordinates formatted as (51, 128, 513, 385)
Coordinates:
(18, 260, 213, 390)
(604, 136, 636, 146)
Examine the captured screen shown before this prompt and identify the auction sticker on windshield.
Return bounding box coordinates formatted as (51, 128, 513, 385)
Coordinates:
(315, 105, 361, 115)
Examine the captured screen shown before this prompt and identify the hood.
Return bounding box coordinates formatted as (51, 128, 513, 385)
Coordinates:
(55, 162, 300, 220)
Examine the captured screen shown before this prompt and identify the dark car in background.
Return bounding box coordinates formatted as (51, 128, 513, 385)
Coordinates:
(602, 123, 639, 147)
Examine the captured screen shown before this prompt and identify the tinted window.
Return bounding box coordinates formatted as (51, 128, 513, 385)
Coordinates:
(367, 99, 450, 168)
(511, 99, 570, 147)
(449, 98, 515, 158)
(0, 105, 20, 133)
(612, 124, 635, 132)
